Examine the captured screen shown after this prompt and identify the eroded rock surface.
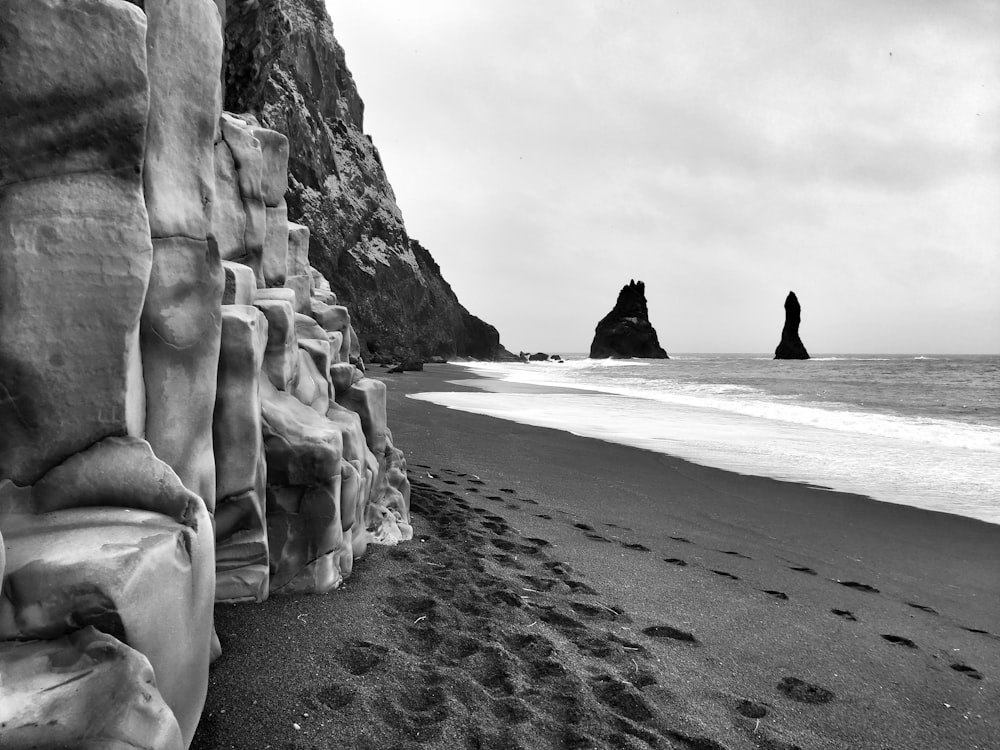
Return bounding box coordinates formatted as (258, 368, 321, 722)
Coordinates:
(590, 280, 669, 359)
(222, 0, 508, 360)
(2, 2, 416, 747)
(774, 291, 811, 360)
(0, 0, 151, 485)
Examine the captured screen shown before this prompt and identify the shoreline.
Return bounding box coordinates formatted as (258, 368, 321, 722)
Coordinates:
(193, 363, 1000, 749)
(410, 362, 1000, 527)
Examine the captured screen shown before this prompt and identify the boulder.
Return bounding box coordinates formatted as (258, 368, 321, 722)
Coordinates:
(589, 280, 669, 359)
(774, 291, 811, 360)
(387, 359, 424, 373)
(0, 628, 184, 750)
(0, 0, 151, 485)
(0, 503, 215, 746)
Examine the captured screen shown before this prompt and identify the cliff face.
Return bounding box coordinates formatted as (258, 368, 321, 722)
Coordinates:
(222, 0, 504, 360)
(590, 280, 669, 359)
(774, 291, 810, 360)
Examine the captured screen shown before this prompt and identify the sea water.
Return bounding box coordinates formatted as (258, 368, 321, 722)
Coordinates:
(409, 355, 1000, 525)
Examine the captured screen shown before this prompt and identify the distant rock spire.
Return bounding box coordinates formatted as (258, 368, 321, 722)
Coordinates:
(589, 280, 668, 359)
(774, 291, 810, 360)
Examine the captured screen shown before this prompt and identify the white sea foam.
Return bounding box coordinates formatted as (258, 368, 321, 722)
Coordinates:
(431, 358, 1000, 524)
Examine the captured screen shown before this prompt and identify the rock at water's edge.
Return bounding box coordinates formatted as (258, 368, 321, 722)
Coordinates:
(589, 280, 668, 359)
(774, 291, 810, 360)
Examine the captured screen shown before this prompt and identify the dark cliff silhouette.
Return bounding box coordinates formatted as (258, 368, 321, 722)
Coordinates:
(589, 280, 668, 359)
(774, 291, 810, 360)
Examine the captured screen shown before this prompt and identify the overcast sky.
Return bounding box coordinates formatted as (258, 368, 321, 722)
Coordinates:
(328, 1, 998, 355)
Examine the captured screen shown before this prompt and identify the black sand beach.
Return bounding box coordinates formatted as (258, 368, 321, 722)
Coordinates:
(193, 364, 1000, 750)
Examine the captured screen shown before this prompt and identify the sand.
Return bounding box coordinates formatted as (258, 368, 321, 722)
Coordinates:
(191, 364, 1000, 750)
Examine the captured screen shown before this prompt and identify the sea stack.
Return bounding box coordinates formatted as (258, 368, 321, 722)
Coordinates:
(774, 291, 810, 360)
(589, 280, 668, 359)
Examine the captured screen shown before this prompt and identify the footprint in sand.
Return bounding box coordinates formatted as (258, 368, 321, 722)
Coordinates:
(590, 675, 655, 723)
(836, 580, 880, 593)
(881, 634, 917, 648)
(906, 602, 938, 614)
(620, 541, 651, 552)
(664, 557, 688, 567)
(535, 513, 554, 520)
(711, 569, 739, 581)
(524, 536, 552, 547)
(490, 697, 531, 724)
(950, 663, 983, 680)
(500, 488, 517, 494)
(761, 589, 789, 600)
(788, 565, 817, 575)
(831, 609, 857, 621)
(962, 626, 988, 634)
(736, 699, 768, 719)
(719, 550, 752, 559)
(570, 601, 627, 622)
(536, 606, 586, 631)
(468, 478, 485, 485)
(574, 522, 595, 531)
(776, 677, 834, 704)
(316, 683, 356, 710)
(585, 532, 613, 543)
(340, 640, 389, 675)
(669, 535, 692, 543)
(642, 625, 698, 644)
(565, 579, 598, 595)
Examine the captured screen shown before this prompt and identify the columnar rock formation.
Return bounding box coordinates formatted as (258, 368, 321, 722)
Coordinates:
(774, 291, 811, 360)
(222, 0, 508, 361)
(590, 280, 669, 359)
(1, 1, 411, 746)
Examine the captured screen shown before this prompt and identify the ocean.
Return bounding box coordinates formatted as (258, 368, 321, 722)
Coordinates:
(409, 354, 1000, 525)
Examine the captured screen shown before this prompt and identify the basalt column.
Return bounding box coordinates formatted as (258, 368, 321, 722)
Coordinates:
(141, 0, 226, 507)
(0, 0, 152, 484)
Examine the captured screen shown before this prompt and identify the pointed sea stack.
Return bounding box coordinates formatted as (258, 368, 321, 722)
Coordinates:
(774, 291, 810, 359)
(589, 280, 668, 359)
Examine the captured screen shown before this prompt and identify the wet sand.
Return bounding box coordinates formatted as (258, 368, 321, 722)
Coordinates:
(192, 364, 1000, 750)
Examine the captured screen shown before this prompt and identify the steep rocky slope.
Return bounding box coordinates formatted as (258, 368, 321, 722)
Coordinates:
(223, 0, 506, 360)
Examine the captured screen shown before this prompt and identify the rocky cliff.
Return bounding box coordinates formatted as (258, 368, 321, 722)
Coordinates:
(1, 1, 412, 746)
(774, 291, 810, 360)
(222, 0, 505, 361)
(590, 280, 669, 359)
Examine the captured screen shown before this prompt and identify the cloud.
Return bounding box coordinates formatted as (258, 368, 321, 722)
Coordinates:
(328, 0, 1000, 353)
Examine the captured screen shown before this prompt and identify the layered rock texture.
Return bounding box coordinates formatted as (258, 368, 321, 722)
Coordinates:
(222, 0, 507, 361)
(590, 280, 669, 359)
(774, 291, 810, 360)
(1, 1, 412, 746)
